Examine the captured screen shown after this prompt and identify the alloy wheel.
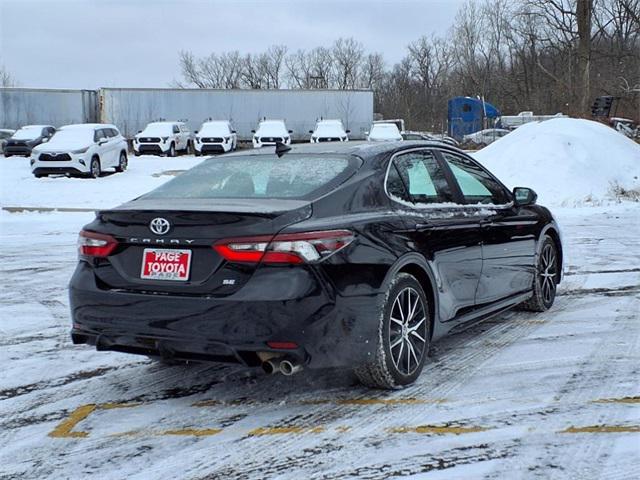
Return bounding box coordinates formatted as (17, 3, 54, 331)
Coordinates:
(539, 243, 557, 305)
(388, 287, 428, 375)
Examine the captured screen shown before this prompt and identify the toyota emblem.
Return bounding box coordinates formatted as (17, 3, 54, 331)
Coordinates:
(149, 217, 171, 235)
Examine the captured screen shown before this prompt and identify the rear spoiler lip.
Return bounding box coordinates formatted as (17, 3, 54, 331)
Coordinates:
(98, 198, 312, 216)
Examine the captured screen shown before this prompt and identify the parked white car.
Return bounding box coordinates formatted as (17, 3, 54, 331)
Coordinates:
(0, 128, 15, 154)
(194, 120, 237, 155)
(367, 123, 403, 142)
(309, 119, 350, 143)
(31, 124, 128, 178)
(463, 128, 511, 146)
(133, 121, 192, 156)
(252, 120, 292, 148)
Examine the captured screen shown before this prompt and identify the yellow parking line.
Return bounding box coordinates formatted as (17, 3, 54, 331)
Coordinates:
(388, 425, 487, 435)
(48, 402, 143, 439)
(48, 404, 97, 438)
(162, 428, 223, 437)
(248, 426, 325, 436)
(593, 396, 640, 404)
(561, 425, 640, 433)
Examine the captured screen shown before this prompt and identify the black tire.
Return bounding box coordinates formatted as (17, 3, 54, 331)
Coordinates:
(115, 151, 128, 172)
(355, 273, 431, 389)
(134, 151, 140, 157)
(34, 173, 46, 178)
(194, 150, 201, 157)
(185, 140, 192, 155)
(521, 235, 558, 312)
(89, 156, 101, 178)
(5, 154, 11, 158)
(168, 143, 176, 157)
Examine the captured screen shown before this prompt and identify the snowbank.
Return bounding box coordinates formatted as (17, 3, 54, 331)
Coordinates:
(473, 118, 640, 206)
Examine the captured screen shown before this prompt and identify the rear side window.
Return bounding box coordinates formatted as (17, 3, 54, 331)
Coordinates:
(173, 125, 180, 134)
(387, 150, 453, 205)
(143, 154, 358, 199)
(440, 152, 509, 205)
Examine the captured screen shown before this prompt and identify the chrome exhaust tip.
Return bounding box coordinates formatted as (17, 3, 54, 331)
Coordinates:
(262, 359, 281, 375)
(279, 359, 303, 376)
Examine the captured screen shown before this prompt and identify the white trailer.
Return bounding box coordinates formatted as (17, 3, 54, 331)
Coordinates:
(499, 111, 568, 129)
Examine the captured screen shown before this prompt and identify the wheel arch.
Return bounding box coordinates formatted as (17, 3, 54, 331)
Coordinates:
(383, 253, 438, 340)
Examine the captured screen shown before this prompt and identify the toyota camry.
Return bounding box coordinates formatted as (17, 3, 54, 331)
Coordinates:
(69, 141, 563, 389)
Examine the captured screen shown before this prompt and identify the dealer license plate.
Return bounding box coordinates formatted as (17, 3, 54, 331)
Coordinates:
(140, 248, 192, 281)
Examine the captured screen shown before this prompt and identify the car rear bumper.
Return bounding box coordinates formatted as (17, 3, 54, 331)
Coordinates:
(69, 262, 380, 369)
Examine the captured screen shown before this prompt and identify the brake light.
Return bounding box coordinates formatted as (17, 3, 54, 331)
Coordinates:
(78, 230, 117, 258)
(213, 230, 354, 264)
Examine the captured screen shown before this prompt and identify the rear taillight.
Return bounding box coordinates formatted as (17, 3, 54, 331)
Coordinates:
(213, 230, 354, 264)
(78, 230, 117, 258)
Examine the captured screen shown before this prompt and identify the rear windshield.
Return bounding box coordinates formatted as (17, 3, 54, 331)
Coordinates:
(142, 154, 359, 199)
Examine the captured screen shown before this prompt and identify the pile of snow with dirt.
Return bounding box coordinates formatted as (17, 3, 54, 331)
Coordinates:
(473, 118, 640, 206)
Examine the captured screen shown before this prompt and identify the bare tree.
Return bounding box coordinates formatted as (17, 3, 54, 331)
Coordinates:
(332, 38, 364, 89)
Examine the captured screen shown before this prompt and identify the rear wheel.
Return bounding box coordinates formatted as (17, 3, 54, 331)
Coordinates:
(355, 273, 430, 389)
(89, 157, 101, 178)
(115, 151, 127, 172)
(521, 235, 558, 312)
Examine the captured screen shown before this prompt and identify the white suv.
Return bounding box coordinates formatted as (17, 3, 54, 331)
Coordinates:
(252, 120, 292, 148)
(367, 123, 403, 142)
(309, 119, 350, 143)
(194, 120, 237, 155)
(31, 124, 128, 178)
(133, 121, 193, 156)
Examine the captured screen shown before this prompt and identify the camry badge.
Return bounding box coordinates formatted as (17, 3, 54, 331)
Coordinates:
(149, 217, 171, 235)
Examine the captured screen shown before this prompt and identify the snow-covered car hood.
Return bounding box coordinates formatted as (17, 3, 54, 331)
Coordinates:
(368, 124, 402, 141)
(137, 124, 173, 137)
(34, 130, 94, 151)
(11, 127, 43, 141)
(198, 124, 230, 137)
(255, 122, 289, 137)
(313, 123, 347, 138)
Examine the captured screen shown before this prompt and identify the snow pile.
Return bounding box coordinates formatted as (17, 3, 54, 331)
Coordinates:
(473, 118, 640, 206)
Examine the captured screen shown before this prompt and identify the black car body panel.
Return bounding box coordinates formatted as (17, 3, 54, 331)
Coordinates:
(69, 141, 563, 369)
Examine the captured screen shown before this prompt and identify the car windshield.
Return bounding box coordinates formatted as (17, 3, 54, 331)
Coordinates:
(199, 123, 229, 136)
(141, 123, 173, 136)
(142, 154, 357, 199)
(12, 126, 43, 140)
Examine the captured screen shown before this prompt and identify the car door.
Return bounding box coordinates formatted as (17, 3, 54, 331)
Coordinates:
(386, 148, 484, 322)
(438, 150, 537, 305)
(172, 124, 183, 150)
(97, 128, 115, 166)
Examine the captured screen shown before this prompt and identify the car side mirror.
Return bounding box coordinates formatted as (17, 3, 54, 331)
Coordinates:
(98, 139, 107, 145)
(308, 130, 314, 134)
(288, 130, 293, 134)
(513, 187, 537, 206)
(194, 130, 198, 134)
(345, 129, 351, 134)
(42, 137, 49, 142)
(251, 130, 256, 134)
(137, 130, 142, 134)
(231, 130, 236, 134)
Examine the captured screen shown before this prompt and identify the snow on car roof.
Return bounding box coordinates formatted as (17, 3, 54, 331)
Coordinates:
(61, 123, 116, 130)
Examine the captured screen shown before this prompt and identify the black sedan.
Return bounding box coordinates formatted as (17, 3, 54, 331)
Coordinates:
(69, 141, 563, 389)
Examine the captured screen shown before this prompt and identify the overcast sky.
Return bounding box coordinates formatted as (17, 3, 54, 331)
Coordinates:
(1, 0, 464, 89)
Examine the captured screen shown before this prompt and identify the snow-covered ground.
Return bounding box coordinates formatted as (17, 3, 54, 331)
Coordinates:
(1, 152, 639, 479)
